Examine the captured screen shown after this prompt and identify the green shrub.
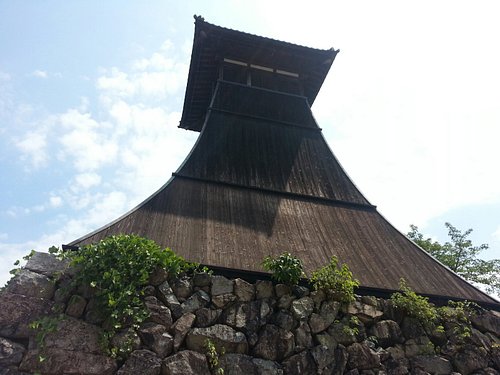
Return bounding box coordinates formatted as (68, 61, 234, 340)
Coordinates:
(390, 279, 438, 327)
(59, 234, 195, 356)
(310, 256, 359, 303)
(438, 300, 478, 343)
(262, 252, 305, 286)
(205, 338, 225, 375)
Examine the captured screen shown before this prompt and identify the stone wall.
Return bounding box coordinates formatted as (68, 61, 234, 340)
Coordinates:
(1, 251, 499, 375)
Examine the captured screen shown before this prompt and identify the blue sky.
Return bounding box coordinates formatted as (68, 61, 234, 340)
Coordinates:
(1, 1, 499, 290)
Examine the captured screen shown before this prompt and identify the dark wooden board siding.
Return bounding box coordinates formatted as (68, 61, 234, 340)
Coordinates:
(74, 178, 495, 304)
(179, 85, 369, 205)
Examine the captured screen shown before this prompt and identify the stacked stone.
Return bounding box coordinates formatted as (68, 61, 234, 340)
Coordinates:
(0, 251, 499, 375)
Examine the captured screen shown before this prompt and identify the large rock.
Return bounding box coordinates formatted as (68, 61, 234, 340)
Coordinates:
(401, 317, 426, 340)
(157, 281, 183, 319)
(219, 353, 283, 375)
(404, 336, 434, 358)
(282, 350, 316, 375)
(294, 321, 313, 349)
(385, 357, 410, 375)
(346, 342, 381, 370)
(19, 349, 117, 374)
(329, 344, 349, 375)
(211, 275, 234, 296)
(234, 278, 255, 301)
(310, 290, 326, 310)
(292, 285, 310, 298)
(171, 278, 193, 300)
(253, 357, 283, 374)
(195, 308, 222, 328)
(291, 297, 314, 321)
(83, 298, 106, 325)
(344, 300, 383, 324)
(186, 324, 248, 354)
(411, 355, 452, 375)
(144, 296, 173, 328)
(253, 324, 294, 361)
(222, 301, 269, 333)
(275, 284, 291, 298)
(5, 269, 55, 299)
(452, 346, 489, 375)
(25, 251, 69, 277)
(0, 292, 53, 339)
(469, 327, 491, 349)
(315, 332, 337, 350)
(162, 350, 210, 375)
(311, 344, 336, 370)
(0, 337, 26, 366)
(369, 320, 403, 348)
(272, 310, 295, 331)
(492, 345, 500, 370)
(193, 272, 212, 287)
(319, 300, 341, 326)
(170, 312, 195, 351)
(212, 293, 237, 309)
(138, 323, 173, 358)
(40, 317, 105, 354)
(471, 310, 500, 336)
(309, 313, 329, 334)
(328, 321, 357, 346)
(65, 294, 87, 318)
(256, 281, 275, 299)
(278, 294, 295, 310)
(181, 290, 210, 314)
(219, 353, 257, 374)
(117, 349, 161, 375)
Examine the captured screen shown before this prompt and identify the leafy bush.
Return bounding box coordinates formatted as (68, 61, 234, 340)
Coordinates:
(438, 300, 478, 343)
(390, 279, 438, 327)
(262, 252, 305, 286)
(310, 256, 359, 303)
(205, 339, 225, 375)
(61, 235, 195, 356)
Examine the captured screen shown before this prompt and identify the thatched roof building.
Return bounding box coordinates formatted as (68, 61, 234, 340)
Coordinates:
(70, 17, 498, 306)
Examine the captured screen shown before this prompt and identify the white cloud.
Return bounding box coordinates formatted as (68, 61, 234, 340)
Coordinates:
(32, 70, 48, 78)
(74, 172, 102, 190)
(97, 41, 189, 102)
(49, 196, 63, 208)
(0, 71, 10, 81)
(58, 109, 118, 171)
(97, 68, 135, 97)
(15, 130, 48, 168)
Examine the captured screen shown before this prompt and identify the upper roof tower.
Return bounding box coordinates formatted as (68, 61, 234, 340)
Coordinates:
(179, 16, 338, 131)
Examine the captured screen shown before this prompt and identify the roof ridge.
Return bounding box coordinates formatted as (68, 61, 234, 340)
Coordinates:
(193, 14, 339, 55)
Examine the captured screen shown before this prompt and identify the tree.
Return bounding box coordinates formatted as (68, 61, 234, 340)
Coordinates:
(407, 223, 500, 295)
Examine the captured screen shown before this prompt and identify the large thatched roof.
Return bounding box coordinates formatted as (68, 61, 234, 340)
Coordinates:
(70, 18, 498, 306)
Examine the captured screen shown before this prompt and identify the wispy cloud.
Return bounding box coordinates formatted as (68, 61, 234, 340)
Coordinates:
(0, 71, 11, 81)
(32, 70, 48, 78)
(15, 130, 48, 168)
(30, 70, 61, 79)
